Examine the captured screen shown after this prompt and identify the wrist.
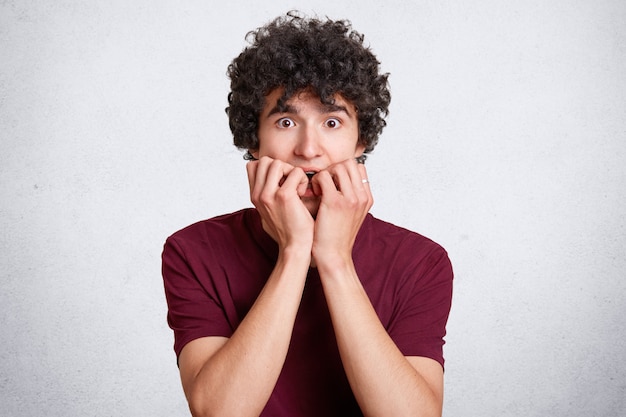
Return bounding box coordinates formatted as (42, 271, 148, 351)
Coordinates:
(313, 252, 354, 277)
(279, 244, 313, 266)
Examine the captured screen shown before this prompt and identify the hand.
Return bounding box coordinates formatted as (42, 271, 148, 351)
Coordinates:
(246, 156, 314, 252)
(310, 159, 373, 268)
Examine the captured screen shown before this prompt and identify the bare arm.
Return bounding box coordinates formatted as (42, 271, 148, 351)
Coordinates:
(179, 249, 309, 417)
(312, 160, 444, 417)
(178, 158, 313, 417)
(318, 264, 444, 417)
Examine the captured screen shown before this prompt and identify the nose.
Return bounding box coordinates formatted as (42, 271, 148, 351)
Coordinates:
(294, 124, 322, 159)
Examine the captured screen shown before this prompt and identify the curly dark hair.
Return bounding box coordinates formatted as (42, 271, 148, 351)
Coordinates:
(226, 12, 391, 155)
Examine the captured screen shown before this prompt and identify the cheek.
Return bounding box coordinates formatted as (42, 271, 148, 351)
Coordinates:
(257, 138, 287, 158)
(354, 141, 366, 155)
(256, 128, 273, 152)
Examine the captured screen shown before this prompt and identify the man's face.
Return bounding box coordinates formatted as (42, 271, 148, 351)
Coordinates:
(254, 88, 365, 215)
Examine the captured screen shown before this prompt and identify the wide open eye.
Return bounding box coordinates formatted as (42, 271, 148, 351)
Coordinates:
(324, 118, 341, 128)
(277, 117, 295, 128)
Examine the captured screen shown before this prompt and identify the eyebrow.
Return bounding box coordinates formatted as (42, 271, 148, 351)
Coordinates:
(265, 102, 352, 118)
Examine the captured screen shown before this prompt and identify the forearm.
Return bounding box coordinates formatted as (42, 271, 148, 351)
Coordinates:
(319, 262, 442, 417)
(186, 250, 309, 417)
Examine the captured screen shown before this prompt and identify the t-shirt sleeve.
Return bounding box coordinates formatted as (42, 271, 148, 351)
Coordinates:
(161, 236, 233, 358)
(388, 246, 454, 369)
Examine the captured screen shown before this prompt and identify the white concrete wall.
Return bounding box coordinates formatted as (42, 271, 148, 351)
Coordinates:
(1, 1, 624, 415)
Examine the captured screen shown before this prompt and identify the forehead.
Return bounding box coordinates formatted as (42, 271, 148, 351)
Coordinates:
(261, 88, 356, 117)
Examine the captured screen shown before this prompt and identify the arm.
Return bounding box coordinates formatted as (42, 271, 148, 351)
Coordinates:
(178, 157, 313, 417)
(312, 160, 444, 417)
(317, 264, 444, 417)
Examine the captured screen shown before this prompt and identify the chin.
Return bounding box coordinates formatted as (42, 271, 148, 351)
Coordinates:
(302, 197, 320, 219)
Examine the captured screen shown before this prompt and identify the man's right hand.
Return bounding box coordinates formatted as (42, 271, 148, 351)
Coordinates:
(246, 156, 314, 253)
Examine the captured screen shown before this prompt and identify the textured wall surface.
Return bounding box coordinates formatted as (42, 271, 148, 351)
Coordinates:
(1, 1, 625, 416)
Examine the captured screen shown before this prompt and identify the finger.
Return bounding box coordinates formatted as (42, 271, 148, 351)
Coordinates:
(356, 163, 374, 207)
(264, 159, 295, 191)
(279, 167, 309, 197)
(344, 158, 368, 191)
(246, 160, 259, 193)
(249, 157, 274, 198)
(310, 169, 334, 196)
(331, 163, 357, 199)
(356, 163, 370, 188)
(323, 159, 363, 195)
(332, 159, 373, 208)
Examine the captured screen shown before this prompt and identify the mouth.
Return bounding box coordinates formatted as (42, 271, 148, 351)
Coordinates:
(303, 171, 318, 196)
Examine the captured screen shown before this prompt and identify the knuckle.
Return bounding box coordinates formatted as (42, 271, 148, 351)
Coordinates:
(275, 187, 291, 202)
(258, 191, 273, 206)
(347, 194, 359, 205)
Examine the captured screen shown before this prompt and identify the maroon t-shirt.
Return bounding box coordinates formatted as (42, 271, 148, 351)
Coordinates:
(162, 208, 453, 416)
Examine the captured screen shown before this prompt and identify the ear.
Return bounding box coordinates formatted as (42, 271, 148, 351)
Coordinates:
(243, 150, 259, 161)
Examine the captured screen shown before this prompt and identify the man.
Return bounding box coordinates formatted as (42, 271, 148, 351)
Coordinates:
(162, 12, 453, 417)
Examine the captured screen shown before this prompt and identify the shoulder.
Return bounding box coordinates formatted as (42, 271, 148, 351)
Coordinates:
(361, 214, 448, 257)
(357, 214, 453, 284)
(166, 208, 253, 245)
(162, 208, 262, 262)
